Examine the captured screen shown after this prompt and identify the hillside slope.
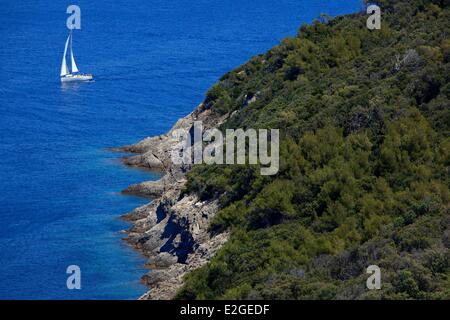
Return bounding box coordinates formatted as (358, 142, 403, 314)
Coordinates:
(176, 0, 450, 299)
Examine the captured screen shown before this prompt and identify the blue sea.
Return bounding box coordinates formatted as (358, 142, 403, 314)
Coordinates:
(0, 0, 362, 299)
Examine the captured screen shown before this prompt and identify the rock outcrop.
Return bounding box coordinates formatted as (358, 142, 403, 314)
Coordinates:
(114, 103, 229, 300)
(122, 179, 166, 198)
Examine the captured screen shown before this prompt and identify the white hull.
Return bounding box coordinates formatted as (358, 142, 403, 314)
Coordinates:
(60, 74, 93, 82)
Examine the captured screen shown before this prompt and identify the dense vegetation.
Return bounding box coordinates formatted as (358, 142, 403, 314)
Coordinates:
(177, 0, 450, 299)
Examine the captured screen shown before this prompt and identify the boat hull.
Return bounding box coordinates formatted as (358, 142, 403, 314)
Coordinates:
(61, 74, 93, 82)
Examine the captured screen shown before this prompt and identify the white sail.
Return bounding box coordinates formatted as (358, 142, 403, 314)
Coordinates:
(60, 34, 70, 77)
(70, 32, 79, 73)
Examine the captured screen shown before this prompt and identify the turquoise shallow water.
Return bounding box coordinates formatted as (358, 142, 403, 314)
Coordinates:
(0, 0, 363, 299)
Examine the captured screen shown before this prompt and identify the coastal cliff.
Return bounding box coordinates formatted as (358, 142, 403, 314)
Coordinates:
(115, 0, 449, 300)
(114, 103, 228, 299)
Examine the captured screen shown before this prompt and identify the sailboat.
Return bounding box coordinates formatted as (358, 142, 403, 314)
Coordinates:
(60, 31, 93, 82)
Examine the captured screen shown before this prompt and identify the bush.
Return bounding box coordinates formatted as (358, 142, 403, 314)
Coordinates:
(177, 0, 450, 300)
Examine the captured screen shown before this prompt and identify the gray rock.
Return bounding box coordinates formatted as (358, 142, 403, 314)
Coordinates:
(122, 180, 165, 198)
(113, 102, 230, 300)
(147, 252, 178, 268)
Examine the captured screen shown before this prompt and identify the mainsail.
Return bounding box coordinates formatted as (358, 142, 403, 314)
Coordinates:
(60, 34, 70, 77)
(70, 32, 79, 73)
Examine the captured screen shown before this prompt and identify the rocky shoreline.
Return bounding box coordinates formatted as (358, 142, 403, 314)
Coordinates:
(113, 102, 229, 300)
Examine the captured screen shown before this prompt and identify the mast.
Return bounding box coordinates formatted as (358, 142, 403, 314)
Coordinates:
(70, 30, 79, 73)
